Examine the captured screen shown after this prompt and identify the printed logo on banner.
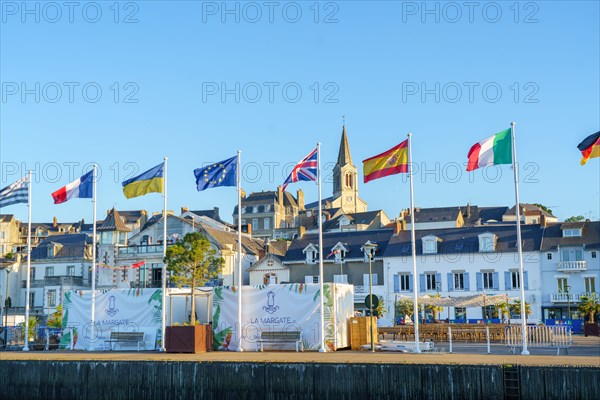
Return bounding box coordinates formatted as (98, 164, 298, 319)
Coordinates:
(263, 291, 279, 314)
(106, 295, 119, 316)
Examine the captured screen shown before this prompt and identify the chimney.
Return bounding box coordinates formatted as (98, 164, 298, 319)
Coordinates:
(242, 223, 252, 236)
(393, 220, 406, 235)
(277, 185, 284, 208)
(213, 207, 220, 220)
(540, 214, 548, 227)
(53, 216, 58, 228)
(181, 206, 189, 214)
(297, 189, 305, 210)
(298, 226, 306, 238)
(467, 203, 472, 218)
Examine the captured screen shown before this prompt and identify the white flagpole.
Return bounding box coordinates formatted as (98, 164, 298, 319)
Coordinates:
(161, 157, 168, 352)
(317, 142, 326, 353)
(23, 171, 32, 351)
(511, 122, 529, 355)
(235, 150, 244, 352)
(407, 133, 421, 353)
(89, 164, 98, 351)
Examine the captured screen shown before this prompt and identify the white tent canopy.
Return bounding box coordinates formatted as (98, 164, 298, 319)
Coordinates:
(397, 294, 513, 308)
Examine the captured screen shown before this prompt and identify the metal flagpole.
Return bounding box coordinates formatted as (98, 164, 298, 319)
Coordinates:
(317, 142, 326, 353)
(407, 134, 421, 353)
(161, 157, 168, 352)
(23, 171, 32, 351)
(89, 164, 98, 350)
(511, 122, 529, 355)
(235, 150, 244, 352)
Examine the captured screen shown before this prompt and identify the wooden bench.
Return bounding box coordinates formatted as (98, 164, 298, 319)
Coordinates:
(258, 330, 303, 352)
(105, 331, 146, 351)
(505, 325, 572, 355)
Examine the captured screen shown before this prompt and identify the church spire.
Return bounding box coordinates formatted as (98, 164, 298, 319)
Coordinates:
(337, 125, 353, 167)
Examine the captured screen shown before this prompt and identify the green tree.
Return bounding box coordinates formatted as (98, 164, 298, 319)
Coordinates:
(565, 215, 585, 222)
(47, 304, 62, 328)
(395, 299, 414, 322)
(578, 295, 600, 323)
(164, 232, 224, 325)
(509, 299, 531, 319)
(533, 203, 553, 216)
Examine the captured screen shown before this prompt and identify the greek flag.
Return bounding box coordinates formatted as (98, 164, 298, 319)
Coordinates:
(0, 176, 29, 208)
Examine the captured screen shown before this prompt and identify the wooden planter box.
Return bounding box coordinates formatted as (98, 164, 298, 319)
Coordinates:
(584, 322, 600, 337)
(165, 324, 213, 353)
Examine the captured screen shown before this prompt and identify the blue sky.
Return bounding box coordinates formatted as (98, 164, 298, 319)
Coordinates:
(1, 0, 599, 224)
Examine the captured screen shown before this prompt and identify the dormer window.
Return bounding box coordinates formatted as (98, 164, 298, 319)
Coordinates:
(303, 244, 319, 264)
(478, 233, 496, 252)
(422, 235, 440, 254)
(361, 241, 378, 262)
(330, 242, 349, 263)
(563, 229, 582, 237)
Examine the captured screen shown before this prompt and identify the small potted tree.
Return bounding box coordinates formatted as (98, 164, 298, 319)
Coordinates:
(579, 295, 600, 337)
(164, 232, 223, 353)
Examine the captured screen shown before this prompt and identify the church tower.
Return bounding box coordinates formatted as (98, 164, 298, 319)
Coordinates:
(332, 125, 367, 213)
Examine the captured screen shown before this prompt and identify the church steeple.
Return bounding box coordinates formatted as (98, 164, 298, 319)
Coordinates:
(337, 125, 353, 167)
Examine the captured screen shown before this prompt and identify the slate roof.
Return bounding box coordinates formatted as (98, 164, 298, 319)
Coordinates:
(30, 233, 92, 261)
(336, 125, 353, 166)
(304, 197, 334, 210)
(540, 221, 600, 251)
(504, 203, 556, 218)
(406, 207, 462, 224)
(0, 214, 15, 223)
(233, 190, 298, 213)
(283, 229, 394, 263)
(321, 210, 383, 231)
(97, 208, 131, 232)
(384, 224, 545, 257)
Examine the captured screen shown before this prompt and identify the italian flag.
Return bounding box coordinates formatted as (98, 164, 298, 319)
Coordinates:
(466, 128, 512, 171)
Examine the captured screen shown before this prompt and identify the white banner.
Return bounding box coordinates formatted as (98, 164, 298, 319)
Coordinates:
(60, 288, 163, 350)
(212, 283, 353, 351)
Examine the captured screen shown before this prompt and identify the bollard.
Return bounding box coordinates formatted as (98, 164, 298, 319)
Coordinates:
(45, 328, 50, 351)
(486, 326, 490, 354)
(448, 326, 452, 353)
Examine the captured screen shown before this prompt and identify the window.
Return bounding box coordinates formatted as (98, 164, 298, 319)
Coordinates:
(101, 232, 113, 245)
(423, 240, 437, 254)
(547, 253, 552, 260)
(563, 229, 582, 237)
(511, 271, 521, 289)
(264, 218, 270, 230)
(263, 273, 277, 285)
(47, 290, 56, 307)
(592, 251, 597, 259)
(333, 275, 348, 284)
(67, 265, 75, 276)
(363, 273, 378, 286)
(455, 307, 466, 321)
(585, 277, 596, 293)
(426, 273, 437, 291)
(399, 274, 410, 291)
(453, 273, 465, 290)
(241, 219, 246, 226)
(482, 272, 494, 290)
(561, 249, 583, 261)
(305, 276, 319, 284)
(305, 248, 318, 264)
(29, 292, 35, 308)
(557, 278, 568, 293)
(45, 266, 54, 277)
(482, 305, 495, 320)
(252, 218, 259, 231)
(479, 233, 496, 252)
(30, 267, 36, 281)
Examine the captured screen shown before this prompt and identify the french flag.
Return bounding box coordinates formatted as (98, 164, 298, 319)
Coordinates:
(52, 170, 94, 204)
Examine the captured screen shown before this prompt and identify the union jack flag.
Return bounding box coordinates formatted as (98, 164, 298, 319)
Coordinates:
(282, 148, 318, 191)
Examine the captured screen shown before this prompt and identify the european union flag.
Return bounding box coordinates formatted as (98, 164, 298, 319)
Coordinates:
(194, 155, 238, 191)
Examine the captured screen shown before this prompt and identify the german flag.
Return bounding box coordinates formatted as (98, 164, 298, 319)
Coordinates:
(577, 131, 600, 166)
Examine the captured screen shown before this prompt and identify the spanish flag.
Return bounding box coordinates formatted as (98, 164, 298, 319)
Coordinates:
(122, 162, 164, 199)
(577, 131, 600, 166)
(362, 140, 409, 183)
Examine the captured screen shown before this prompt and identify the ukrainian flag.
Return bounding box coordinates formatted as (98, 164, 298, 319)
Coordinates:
(122, 162, 164, 199)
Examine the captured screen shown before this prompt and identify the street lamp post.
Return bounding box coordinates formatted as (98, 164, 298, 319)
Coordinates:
(566, 285, 571, 320)
(362, 241, 378, 352)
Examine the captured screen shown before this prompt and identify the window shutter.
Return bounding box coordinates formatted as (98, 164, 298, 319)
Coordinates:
(435, 273, 442, 290)
(363, 274, 370, 287)
(476, 272, 483, 291)
(504, 272, 511, 290)
(372, 274, 379, 286)
(524, 271, 529, 290)
(493, 272, 499, 290)
(447, 273, 453, 292)
(419, 274, 426, 292)
(393, 275, 400, 293)
(464, 272, 470, 291)
(408, 274, 413, 291)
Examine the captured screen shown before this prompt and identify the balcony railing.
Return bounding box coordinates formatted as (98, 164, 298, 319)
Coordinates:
(557, 261, 587, 272)
(44, 276, 84, 287)
(550, 292, 598, 302)
(117, 244, 167, 256)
